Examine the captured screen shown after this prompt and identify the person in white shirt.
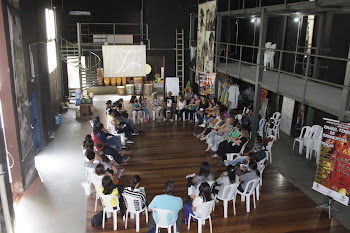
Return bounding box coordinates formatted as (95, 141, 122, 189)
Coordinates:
(184, 182, 213, 224)
(175, 95, 186, 121)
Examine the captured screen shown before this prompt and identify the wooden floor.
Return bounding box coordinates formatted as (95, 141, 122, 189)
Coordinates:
(86, 121, 348, 233)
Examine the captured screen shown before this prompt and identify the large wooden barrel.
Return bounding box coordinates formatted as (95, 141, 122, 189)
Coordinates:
(126, 84, 134, 95)
(117, 86, 126, 95)
(122, 77, 127, 86)
(117, 77, 122, 86)
(104, 78, 111, 86)
(144, 84, 153, 95)
(111, 78, 117, 86)
(134, 77, 143, 94)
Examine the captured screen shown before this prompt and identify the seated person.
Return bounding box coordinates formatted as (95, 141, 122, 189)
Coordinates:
(199, 99, 220, 127)
(95, 163, 124, 182)
(184, 94, 201, 122)
(139, 95, 150, 122)
(100, 175, 125, 219)
(106, 100, 112, 113)
(175, 94, 186, 121)
(91, 127, 129, 165)
(109, 111, 135, 144)
(189, 162, 215, 189)
(195, 110, 225, 140)
(148, 181, 183, 232)
(212, 165, 236, 198)
(162, 91, 175, 121)
(129, 95, 144, 124)
(95, 122, 124, 150)
(205, 116, 235, 152)
(227, 151, 257, 169)
(215, 128, 250, 166)
(84, 150, 100, 169)
(195, 96, 210, 124)
(184, 86, 195, 105)
(84, 140, 119, 169)
(184, 182, 213, 224)
(254, 141, 266, 162)
(150, 92, 162, 120)
(116, 98, 128, 118)
(237, 162, 260, 193)
(122, 175, 147, 209)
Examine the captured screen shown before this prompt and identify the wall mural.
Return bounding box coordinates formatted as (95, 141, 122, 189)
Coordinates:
(196, 0, 216, 83)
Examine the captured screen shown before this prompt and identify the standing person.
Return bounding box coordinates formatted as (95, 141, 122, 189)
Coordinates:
(184, 94, 201, 123)
(148, 181, 183, 232)
(139, 95, 150, 122)
(184, 182, 213, 224)
(163, 91, 175, 121)
(175, 94, 186, 121)
(129, 95, 144, 124)
(150, 92, 162, 120)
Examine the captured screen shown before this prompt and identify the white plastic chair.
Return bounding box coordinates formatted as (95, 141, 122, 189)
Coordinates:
(187, 200, 215, 233)
(266, 119, 281, 140)
(265, 136, 275, 163)
(235, 114, 243, 124)
(132, 111, 144, 123)
(256, 164, 266, 200)
(91, 176, 103, 212)
(293, 126, 311, 154)
(310, 127, 323, 164)
(235, 178, 260, 213)
(257, 157, 267, 175)
(215, 183, 240, 218)
(123, 192, 148, 232)
(152, 208, 177, 233)
(272, 112, 281, 121)
(303, 125, 323, 160)
(226, 140, 249, 161)
(100, 194, 120, 230)
(257, 118, 266, 138)
(107, 121, 126, 145)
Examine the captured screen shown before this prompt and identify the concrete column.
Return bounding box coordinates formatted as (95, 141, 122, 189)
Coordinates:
(251, 8, 268, 142)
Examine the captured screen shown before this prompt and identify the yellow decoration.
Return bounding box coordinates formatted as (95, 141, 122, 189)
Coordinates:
(338, 188, 347, 195)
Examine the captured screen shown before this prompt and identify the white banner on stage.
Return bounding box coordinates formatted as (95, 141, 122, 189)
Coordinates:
(102, 45, 146, 77)
(165, 77, 179, 96)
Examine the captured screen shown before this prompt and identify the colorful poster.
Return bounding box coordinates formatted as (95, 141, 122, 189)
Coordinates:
(199, 72, 216, 97)
(313, 118, 350, 206)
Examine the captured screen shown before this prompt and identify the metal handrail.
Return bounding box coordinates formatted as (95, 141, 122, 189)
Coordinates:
(215, 41, 350, 93)
(216, 41, 350, 62)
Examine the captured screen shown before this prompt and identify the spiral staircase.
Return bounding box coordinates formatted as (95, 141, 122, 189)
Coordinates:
(58, 36, 101, 101)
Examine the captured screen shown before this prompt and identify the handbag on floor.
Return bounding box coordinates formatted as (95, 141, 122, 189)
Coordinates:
(91, 211, 106, 227)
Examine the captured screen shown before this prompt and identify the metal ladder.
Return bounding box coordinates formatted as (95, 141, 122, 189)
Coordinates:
(176, 29, 184, 94)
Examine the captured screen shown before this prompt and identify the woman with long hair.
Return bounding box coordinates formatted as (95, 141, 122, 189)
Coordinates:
(175, 94, 186, 121)
(204, 116, 235, 152)
(150, 92, 162, 120)
(237, 161, 260, 192)
(213, 165, 236, 198)
(184, 182, 213, 223)
(100, 175, 125, 218)
(195, 96, 210, 124)
(122, 175, 148, 209)
(129, 95, 144, 124)
(139, 95, 150, 122)
(191, 162, 215, 188)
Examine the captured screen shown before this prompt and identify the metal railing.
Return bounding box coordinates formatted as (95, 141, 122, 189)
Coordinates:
(219, 0, 332, 13)
(215, 41, 350, 116)
(58, 35, 101, 90)
(78, 23, 149, 48)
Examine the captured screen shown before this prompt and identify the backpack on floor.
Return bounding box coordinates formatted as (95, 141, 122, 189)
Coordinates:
(91, 211, 105, 227)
